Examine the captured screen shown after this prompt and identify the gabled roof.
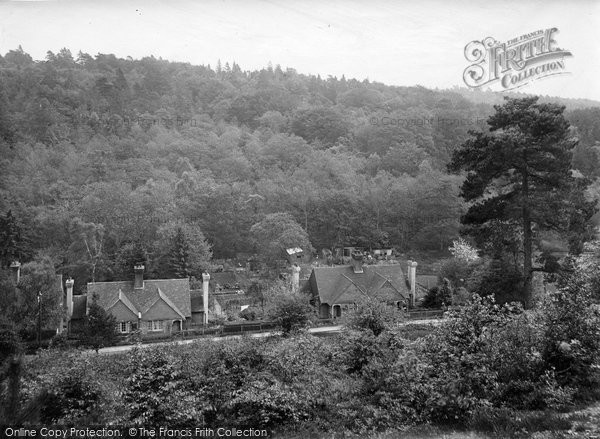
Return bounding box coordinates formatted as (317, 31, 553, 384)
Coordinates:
(153, 287, 186, 319)
(107, 289, 139, 316)
(286, 247, 303, 255)
(310, 264, 409, 305)
(87, 278, 192, 318)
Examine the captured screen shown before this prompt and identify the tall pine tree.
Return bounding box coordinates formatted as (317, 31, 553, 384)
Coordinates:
(168, 227, 191, 278)
(449, 97, 596, 307)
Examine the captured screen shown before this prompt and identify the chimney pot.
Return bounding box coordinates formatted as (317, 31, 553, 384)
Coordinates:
(65, 277, 74, 320)
(408, 261, 418, 307)
(202, 272, 210, 325)
(350, 251, 364, 274)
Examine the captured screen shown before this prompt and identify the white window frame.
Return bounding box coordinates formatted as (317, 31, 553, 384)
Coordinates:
(118, 322, 130, 333)
(148, 320, 163, 332)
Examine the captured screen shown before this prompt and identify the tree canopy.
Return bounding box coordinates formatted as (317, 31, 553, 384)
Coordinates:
(0, 48, 598, 291)
(449, 97, 596, 307)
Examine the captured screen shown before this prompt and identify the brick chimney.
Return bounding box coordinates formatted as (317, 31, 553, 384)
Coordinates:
(350, 251, 364, 274)
(65, 278, 74, 319)
(134, 265, 145, 289)
(10, 261, 21, 285)
(407, 260, 417, 307)
(202, 272, 210, 325)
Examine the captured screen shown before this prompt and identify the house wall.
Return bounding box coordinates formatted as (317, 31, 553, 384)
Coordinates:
(319, 303, 330, 319)
(143, 298, 184, 321)
(140, 320, 169, 337)
(191, 311, 204, 325)
(309, 272, 318, 300)
(108, 301, 138, 322)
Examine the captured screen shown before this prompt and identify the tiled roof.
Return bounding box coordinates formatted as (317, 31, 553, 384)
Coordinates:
(155, 287, 186, 319)
(210, 271, 239, 287)
(310, 264, 409, 305)
(107, 289, 139, 316)
(87, 278, 192, 318)
(416, 275, 439, 290)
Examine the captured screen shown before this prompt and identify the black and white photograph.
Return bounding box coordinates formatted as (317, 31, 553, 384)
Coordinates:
(1, 0, 599, 437)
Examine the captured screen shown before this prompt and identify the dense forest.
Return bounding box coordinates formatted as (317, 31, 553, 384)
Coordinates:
(1, 47, 600, 292)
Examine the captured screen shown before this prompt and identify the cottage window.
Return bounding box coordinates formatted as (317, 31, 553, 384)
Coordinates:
(119, 322, 129, 333)
(148, 320, 163, 331)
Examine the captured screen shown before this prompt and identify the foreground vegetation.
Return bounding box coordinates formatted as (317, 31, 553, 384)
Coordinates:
(2, 260, 599, 438)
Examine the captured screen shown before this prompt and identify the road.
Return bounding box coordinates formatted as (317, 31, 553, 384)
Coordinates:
(96, 319, 440, 355)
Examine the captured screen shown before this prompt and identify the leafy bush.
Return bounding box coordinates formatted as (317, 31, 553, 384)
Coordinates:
(40, 367, 104, 424)
(420, 295, 520, 423)
(469, 406, 572, 436)
(421, 280, 452, 308)
(346, 296, 398, 336)
(123, 347, 204, 426)
(239, 306, 259, 321)
(13, 275, 600, 435)
(267, 293, 312, 334)
(539, 271, 600, 393)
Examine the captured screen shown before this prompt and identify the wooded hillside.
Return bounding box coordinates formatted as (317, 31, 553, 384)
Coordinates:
(1, 47, 599, 290)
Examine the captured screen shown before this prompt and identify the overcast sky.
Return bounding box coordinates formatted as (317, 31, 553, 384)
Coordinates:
(1, 0, 598, 101)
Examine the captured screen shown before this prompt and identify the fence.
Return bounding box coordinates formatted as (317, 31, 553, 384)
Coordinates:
(405, 309, 445, 320)
(181, 320, 279, 338)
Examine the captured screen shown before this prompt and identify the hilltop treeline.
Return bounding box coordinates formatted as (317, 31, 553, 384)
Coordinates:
(1, 47, 599, 288)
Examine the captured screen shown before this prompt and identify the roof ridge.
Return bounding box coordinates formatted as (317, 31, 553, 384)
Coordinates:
(87, 280, 132, 285)
(87, 278, 189, 285)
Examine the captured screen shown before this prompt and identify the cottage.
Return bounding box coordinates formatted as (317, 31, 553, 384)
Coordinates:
(82, 265, 192, 336)
(309, 252, 418, 319)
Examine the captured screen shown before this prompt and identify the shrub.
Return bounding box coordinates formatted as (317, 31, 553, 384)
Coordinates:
(539, 272, 600, 393)
(39, 366, 104, 424)
(123, 347, 203, 426)
(226, 378, 311, 428)
(469, 406, 572, 436)
(421, 279, 452, 308)
(239, 306, 258, 321)
(346, 296, 398, 336)
(420, 295, 518, 423)
(267, 293, 312, 334)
